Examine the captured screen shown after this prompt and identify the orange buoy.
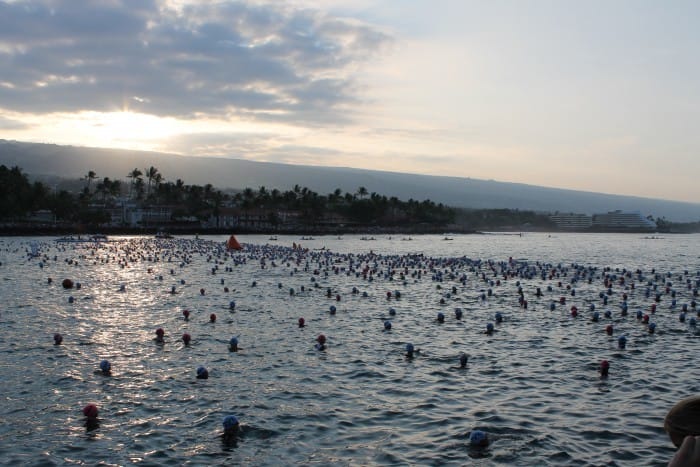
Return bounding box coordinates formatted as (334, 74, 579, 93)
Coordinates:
(226, 235, 242, 251)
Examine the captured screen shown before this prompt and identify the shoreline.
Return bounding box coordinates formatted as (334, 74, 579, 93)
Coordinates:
(0, 224, 669, 236)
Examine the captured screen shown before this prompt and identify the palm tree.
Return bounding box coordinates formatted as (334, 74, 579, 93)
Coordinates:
(96, 177, 110, 202)
(127, 168, 142, 200)
(134, 178, 145, 200)
(356, 186, 368, 200)
(144, 166, 159, 199)
(153, 172, 163, 203)
(84, 170, 97, 192)
(108, 179, 121, 200)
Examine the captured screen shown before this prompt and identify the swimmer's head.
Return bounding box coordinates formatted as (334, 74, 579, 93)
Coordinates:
(469, 430, 489, 447)
(405, 343, 415, 356)
(82, 403, 98, 419)
(298, 317, 305, 328)
(459, 353, 468, 368)
(665, 396, 700, 447)
(486, 322, 494, 334)
(210, 313, 216, 323)
(223, 415, 239, 431)
(182, 333, 191, 345)
(437, 312, 445, 323)
(156, 328, 165, 338)
(317, 334, 326, 345)
(605, 324, 613, 336)
(196, 366, 209, 379)
(53, 333, 63, 345)
(229, 337, 238, 350)
(384, 320, 392, 331)
(618, 335, 627, 349)
(182, 309, 190, 319)
(99, 359, 111, 374)
(600, 359, 610, 377)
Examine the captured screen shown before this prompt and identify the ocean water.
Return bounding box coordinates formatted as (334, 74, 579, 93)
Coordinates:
(0, 233, 698, 466)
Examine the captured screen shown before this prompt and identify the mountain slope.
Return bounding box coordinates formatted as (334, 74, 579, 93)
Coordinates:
(1, 139, 699, 221)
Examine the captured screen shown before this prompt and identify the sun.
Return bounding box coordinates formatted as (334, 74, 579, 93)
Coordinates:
(90, 111, 180, 147)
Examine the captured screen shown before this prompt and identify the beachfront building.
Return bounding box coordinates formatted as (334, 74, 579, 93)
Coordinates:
(549, 213, 593, 230)
(592, 210, 656, 231)
(127, 206, 174, 227)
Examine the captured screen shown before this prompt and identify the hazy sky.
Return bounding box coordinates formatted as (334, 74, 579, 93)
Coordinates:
(1, 0, 699, 203)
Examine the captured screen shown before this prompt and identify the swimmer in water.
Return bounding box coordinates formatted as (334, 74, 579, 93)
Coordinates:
(315, 334, 326, 351)
(222, 415, 240, 444)
(469, 429, 489, 447)
(459, 353, 468, 368)
(98, 359, 111, 376)
(599, 360, 609, 378)
(155, 328, 165, 343)
(405, 343, 420, 359)
(53, 333, 63, 345)
(228, 337, 240, 352)
(665, 396, 700, 448)
(196, 366, 209, 379)
(83, 403, 99, 431)
(668, 435, 700, 467)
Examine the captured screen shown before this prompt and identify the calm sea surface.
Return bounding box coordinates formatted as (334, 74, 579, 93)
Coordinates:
(1, 233, 699, 466)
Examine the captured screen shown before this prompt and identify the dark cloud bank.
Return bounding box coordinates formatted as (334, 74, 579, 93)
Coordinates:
(0, 0, 390, 123)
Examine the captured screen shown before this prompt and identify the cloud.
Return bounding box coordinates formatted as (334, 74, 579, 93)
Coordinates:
(0, 0, 391, 124)
(0, 115, 29, 130)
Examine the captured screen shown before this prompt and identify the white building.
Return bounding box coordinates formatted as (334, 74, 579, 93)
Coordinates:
(549, 213, 593, 230)
(592, 211, 656, 230)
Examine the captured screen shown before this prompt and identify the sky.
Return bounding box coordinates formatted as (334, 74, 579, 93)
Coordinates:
(1, 0, 699, 203)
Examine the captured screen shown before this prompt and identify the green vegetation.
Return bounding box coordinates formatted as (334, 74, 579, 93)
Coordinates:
(0, 165, 456, 230)
(4, 163, 699, 233)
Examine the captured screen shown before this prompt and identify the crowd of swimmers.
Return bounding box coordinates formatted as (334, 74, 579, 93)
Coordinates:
(27, 236, 700, 461)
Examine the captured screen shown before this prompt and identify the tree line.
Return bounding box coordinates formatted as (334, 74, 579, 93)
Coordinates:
(0, 164, 456, 228)
(9, 164, 684, 232)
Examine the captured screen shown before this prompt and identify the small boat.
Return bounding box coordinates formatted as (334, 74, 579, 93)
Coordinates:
(90, 234, 108, 242)
(155, 231, 173, 239)
(269, 236, 278, 241)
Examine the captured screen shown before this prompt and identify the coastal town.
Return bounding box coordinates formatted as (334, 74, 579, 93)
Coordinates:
(2, 164, 691, 235)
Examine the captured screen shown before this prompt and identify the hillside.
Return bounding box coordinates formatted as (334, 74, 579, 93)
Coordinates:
(2, 139, 699, 222)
